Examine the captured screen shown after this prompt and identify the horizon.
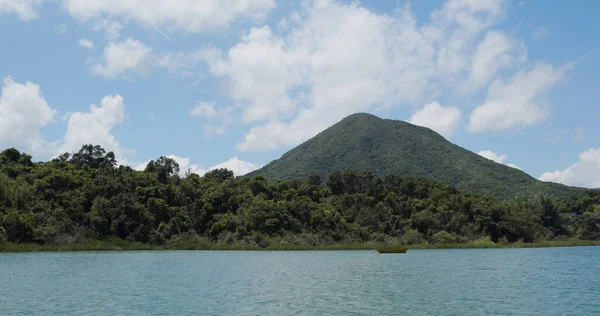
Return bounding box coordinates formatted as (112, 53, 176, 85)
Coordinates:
(1, 0, 599, 188)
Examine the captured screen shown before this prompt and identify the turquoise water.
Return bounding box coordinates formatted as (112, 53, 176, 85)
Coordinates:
(1, 247, 599, 315)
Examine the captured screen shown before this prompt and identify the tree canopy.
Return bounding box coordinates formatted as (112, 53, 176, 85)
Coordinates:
(0, 145, 598, 248)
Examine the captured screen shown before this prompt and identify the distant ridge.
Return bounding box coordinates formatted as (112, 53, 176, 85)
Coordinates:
(248, 113, 585, 200)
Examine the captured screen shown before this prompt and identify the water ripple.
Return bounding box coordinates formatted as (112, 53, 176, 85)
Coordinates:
(1, 247, 599, 315)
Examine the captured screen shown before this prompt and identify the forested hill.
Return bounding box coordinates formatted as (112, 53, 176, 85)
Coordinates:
(248, 113, 585, 200)
(1, 146, 599, 248)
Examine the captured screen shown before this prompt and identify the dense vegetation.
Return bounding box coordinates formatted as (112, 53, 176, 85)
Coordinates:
(249, 113, 586, 200)
(1, 145, 599, 250)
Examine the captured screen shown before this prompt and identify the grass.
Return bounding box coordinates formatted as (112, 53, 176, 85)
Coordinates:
(0, 237, 161, 252)
(2, 238, 600, 252)
(404, 239, 600, 250)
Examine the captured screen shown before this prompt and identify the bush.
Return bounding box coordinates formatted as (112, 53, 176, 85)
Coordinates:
(469, 236, 496, 248)
(431, 230, 459, 244)
(552, 234, 570, 242)
(401, 229, 424, 245)
(166, 231, 213, 250)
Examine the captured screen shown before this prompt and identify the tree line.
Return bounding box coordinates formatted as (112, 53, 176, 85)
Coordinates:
(1, 145, 599, 247)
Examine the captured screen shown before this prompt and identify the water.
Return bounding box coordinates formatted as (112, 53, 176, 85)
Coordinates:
(1, 247, 599, 315)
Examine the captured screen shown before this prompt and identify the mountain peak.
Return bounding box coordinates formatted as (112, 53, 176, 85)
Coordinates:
(340, 112, 382, 121)
(249, 114, 584, 200)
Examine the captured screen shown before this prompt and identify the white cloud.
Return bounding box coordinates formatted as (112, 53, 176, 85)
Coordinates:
(78, 38, 95, 50)
(0, 0, 42, 21)
(61, 0, 275, 33)
(203, 26, 300, 123)
(58, 95, 129, 162)
(91, 38, 153, 78)
(463, 30, 526, 92)
(190, 101, 234, 137)
(139, 155, 207, 177)
(0, 81, 130, 161)
(478, 150, 522, 170)
(479, 150, 508, 164)
(210, 157, 261, 176)
(90, 39, 203, 78)
(540, 148, 600, 188)
(467, 62, 568, 133)
(93, 19, 122, 41)
(429, 0, 507, 79)
(134, 155, 260, 177)
(409, 102, 461, 138)
(0, 77, 56, 154)
(190, 101, 218, 118)
(157, 53, 196, 74)
(200, 0, 524, 152)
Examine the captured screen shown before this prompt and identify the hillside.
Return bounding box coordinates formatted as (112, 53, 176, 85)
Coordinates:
(248, 113, 585, 200)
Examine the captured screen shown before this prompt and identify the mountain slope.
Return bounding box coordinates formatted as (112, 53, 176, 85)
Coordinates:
(248, 113, 585, 200)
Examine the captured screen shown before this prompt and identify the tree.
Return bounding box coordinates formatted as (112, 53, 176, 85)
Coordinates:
(326, 171, 344, 195)
(145, 156, 180, 183)
(54, 152, 71, 163)
(0, 148, 21, 164)
(0, 143, 595, 249)
(577, 211, 600, 240)
(70, 144, 117, 169)
(204, 168, 234, 183)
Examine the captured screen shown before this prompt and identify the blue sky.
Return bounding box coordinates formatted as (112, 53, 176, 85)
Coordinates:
(0, 0, 599, 188)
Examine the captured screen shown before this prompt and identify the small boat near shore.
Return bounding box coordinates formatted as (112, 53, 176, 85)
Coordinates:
(376, 247, 408, 254)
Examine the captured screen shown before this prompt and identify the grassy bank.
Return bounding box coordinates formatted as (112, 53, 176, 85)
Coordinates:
(0, 238, 161, 252)
(2, 237, 600, 252)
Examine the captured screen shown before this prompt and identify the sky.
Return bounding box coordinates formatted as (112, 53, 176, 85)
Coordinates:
(0, 0, 599, 188)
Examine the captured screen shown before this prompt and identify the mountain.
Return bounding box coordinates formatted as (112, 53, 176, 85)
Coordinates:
(248, 113, 585, 200)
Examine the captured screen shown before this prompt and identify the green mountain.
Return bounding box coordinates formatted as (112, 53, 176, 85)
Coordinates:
(248, 113, 585, 200)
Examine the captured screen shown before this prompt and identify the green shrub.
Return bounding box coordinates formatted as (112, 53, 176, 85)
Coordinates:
(431, 230, 459, 244)
(401, 229, 424, 245)
(469, 236, 496, 248)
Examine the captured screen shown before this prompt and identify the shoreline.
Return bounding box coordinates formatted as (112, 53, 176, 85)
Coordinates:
(2, 239, 600, 252)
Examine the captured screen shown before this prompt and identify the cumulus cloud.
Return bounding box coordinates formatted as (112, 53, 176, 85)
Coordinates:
(57, 95, 129, 162)
(93, 19, 122, 41)
(189, 101, 234, 137)
(90, 39, 204, 79)
(409, 102, 461, 138)
(478, 150, 522, 170)
(91, 39, 153, 78)
(135, 155, 260, 177)
(211, 157, 262, 176)
(467, 62, 568, 133)
(78, 38, 94, 50)
(134, 155, 206, 176)
(0, 77, 57, 154)
(0, 0, 42, 21)
(190, 101, 219, 118)
(61, 0, 275, 33)
(199, 0, 526, 151)
(0, 79, 132, 161)
(463, 30, 526, 92)
(539, 148, 600, 188)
